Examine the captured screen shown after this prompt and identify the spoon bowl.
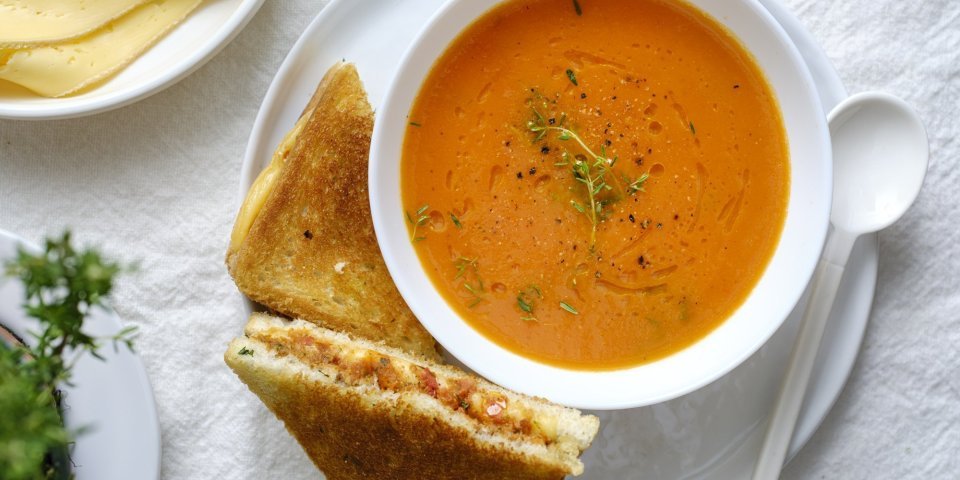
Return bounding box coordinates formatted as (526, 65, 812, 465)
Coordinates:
(830, 92, 929, 234)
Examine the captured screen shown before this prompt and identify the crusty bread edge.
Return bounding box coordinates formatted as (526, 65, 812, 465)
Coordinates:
(225, 61, 352, 275)
(229, 312, 600, 475)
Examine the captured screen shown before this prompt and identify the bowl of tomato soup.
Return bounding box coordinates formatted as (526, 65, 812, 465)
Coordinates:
(370, 0, 830, 409)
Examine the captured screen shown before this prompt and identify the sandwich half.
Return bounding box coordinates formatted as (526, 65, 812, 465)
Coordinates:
(225, 312, 600, 480)
(226, 62, 440, 361)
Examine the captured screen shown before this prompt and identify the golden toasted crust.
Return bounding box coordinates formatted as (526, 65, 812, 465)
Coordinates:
(228, 362, 571, 480)
(226, 63, 440, 360)
(225, 315, 598, 480)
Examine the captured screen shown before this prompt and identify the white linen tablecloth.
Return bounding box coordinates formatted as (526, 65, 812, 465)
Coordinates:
(1, 1, 956, 478)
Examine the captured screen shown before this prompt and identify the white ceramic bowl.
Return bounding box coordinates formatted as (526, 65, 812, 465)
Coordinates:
(370, 0, 831, 410)
(0, 0, 264, 120)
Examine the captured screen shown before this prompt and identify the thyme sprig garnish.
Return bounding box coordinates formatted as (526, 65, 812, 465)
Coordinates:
(405, 204, 430, 242)
(453, 257, 485, 307)
(528, 105, 650, 248)
(516, 285, 543, 321)
(528, 109, 615, 247)
(626, 172, 650, 195)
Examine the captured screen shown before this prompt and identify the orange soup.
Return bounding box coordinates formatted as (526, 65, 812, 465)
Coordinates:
(401, 0, 788, 369)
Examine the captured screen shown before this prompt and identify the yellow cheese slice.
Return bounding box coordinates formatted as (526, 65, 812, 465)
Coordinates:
(0, 0, 202, 97)
(0, 0, 149, 48)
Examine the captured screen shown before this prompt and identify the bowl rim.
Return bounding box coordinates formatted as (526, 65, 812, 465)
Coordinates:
(0, 0, 265, 121)
(370, 0, 831, 410)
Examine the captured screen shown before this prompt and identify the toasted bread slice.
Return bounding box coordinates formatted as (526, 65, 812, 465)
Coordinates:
(225, 313, 600, 480)
(226, 63, 440, 360)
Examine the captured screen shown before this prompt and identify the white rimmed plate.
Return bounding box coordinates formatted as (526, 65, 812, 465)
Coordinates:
(237, 0, 877, 477)
(0, 229, 161, 480)
(0, 0, 265, 120)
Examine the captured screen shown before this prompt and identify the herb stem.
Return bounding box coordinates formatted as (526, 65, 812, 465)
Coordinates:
(530, 122, 611, 247)
(542, 126, 597, 159)
(528, 105, 651, 249)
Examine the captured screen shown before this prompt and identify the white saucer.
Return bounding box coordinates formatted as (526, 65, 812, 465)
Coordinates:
(238, 1, 877, 477)
(0, 230, 161, 480)
(0, 0, 265, 120)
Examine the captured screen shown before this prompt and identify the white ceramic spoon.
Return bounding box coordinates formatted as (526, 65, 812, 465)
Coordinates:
(752, 91, 929, 479)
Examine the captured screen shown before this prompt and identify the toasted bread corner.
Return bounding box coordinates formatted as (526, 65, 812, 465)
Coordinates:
(227, 62, 440, 361)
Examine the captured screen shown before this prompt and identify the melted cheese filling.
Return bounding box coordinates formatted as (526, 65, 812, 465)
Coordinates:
(252, 327, 561, 445)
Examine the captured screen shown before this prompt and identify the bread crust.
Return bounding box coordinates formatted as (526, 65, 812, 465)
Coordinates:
(231, 360, 576, 480)
(226, 63, 440, 360)
(225, 312, 599, 480)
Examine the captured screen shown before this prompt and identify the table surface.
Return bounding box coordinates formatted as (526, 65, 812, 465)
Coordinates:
(1, 1, 957, 478)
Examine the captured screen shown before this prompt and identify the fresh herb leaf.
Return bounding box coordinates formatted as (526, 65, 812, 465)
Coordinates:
(238, 347, 254, 356)
(453, 257, 484, 307)
(454, 256, 477, 279)
(528, 106, 626, 248)
(1, 232, 133, 480)
(0, 348, 70, 480)
(566, 69, 579, 86)
(689, 121, 696, 135)
(409, 121, 422, 127)
(517, 296, 533, 313)
(5, 232, 136, 386)
(572, 0, 583, 16)
(559, 301, 580, 315)
(450, 213, 462, 229)
(516, 285, 544, 319)
(406, 204, 430, 242)
(627, 172, 650, 195)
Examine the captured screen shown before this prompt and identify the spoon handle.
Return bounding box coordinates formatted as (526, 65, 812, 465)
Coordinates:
(752, 229, 857, 479)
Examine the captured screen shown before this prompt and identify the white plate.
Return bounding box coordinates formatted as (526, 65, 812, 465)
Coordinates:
(0, 230, 161, 480)
(0, 0, 265, 120)
(238, 0, 877, 477)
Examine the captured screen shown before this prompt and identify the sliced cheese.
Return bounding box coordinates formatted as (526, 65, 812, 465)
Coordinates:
(227, 116, 311, 256)
(0, 0, 149, 48)
(0, 0, 202, 97)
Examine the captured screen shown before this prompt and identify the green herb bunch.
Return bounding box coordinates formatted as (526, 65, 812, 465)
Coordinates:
(0, 232, 135, 480)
